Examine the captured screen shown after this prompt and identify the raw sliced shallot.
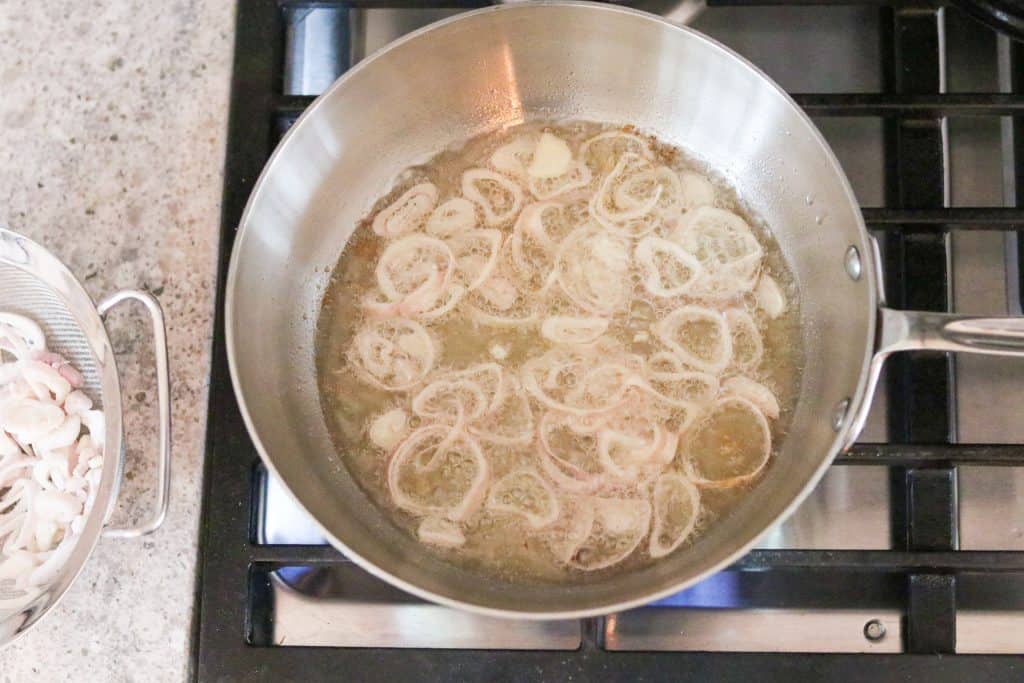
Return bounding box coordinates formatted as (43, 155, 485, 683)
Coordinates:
(538, 410, 607, 493)
(683, 397, 771, 489)
(486, 469, 560, 529)
(722, 376, 780, 420)
(634, 236, 702, 298)
(649, 472, 700, 558)
(388, 425, 490, 522)
(652, 305, 733, 374)
(349, 318, 435, 391)
(462, 168, 524, 227)
(565, 497, 652, 571)
(372, 182, 438, 238)
(0, 313, 103, 593)
(590, 154, 675, 237)
(426, 197, 478, 238)
(540, 317, 609, 345)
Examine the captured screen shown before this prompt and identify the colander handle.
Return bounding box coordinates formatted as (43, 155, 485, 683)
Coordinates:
(96, 290, 171, 538)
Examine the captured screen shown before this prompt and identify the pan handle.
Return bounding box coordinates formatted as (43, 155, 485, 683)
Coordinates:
(96, 290, 172, 538)
(842, 306, 1024, 450)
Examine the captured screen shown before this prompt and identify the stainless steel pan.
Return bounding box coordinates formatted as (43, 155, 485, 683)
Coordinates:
(226, 1, 1024, 618)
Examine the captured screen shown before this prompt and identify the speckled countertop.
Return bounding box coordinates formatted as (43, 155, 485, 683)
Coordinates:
(0, 1, 234, 681)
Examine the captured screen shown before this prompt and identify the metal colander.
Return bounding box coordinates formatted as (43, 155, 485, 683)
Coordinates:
(0, 227, 170, 648)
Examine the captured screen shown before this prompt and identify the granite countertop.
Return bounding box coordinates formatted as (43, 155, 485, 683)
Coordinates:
(0, 1, 234, 680)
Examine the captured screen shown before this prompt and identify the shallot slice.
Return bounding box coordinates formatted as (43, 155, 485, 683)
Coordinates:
(369, 408, 409, 450)
(468, 374, 534, 446)
(412, 378, 488, 423)
(555, 225, 631, 316)
(649, 472, 701, 558)
(566, 497, 651, 571)
(417, 517, 466, 548)
(755, 273, 787, 319)
(537, 411, 606, 494)
(683, 397, 771, 489)
(725, 308, 764, 372)
(679, 171, 716, 210)
(579, 131, 654, 171)
(528, 162, 592, 201)
(372, 182, 438, 238)
(490, 135, 535, 181)
(527, 132, 573, 179)
(447, 229, 502, 292)
(486, 469, 560, 529)
(387, 425, 490, 522)
(462, 168, 524, 227)
(670, 206, 763, 300)
(426, 197, 478, 238)
(374, 234, 455, 315)
(652, 305, 733, 374)
(0, 314, 45, 357)
(722, 376, 780, 420)
(349, 318, 435, 392)
(634, 236, 703, 298)
(540, 316, 609, 345)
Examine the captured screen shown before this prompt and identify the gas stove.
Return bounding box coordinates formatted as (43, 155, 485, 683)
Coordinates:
(194, 2, 1024, 679)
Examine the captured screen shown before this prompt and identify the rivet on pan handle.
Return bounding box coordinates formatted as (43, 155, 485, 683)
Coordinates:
(96, 290, 172, 538)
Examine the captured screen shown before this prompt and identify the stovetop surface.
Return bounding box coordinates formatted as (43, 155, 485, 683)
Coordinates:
(193, 1, 1024, 679)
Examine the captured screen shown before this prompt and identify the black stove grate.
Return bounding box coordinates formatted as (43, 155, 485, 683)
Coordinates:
(193, 1, 1024, 679)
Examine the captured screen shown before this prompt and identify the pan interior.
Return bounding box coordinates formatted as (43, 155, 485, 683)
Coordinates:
(228, 3, 875, 616)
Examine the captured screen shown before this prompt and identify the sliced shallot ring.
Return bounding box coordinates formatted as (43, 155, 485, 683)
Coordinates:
(417, 517, 466, 548)
(522, 355, 631, 417)
(725, 307, 764, 372)
(554, 225, 631, 316)
(486, 469, 560, 529)
(349, 318, 435, 392)
(375, 234, 454, 304)
(722, 376, 780, 420)
(649, 471, 701, 558)
(590, 154, 663, 235)
(683, 396, 771, 489)
(679, 171, 716, 210)
(579, 131, 654, 169)
(447, 229, 502, 292)
(467, 304, 539, 329)
(372, 182, 438, 238)
(567, 497, 651, 571)
(528, 162, 593, 201)
(671, 206, 763, 299)
(540, 317, 609, 345)
(462, 168, 524, 227)
(537, 411, 606, 493)
(425, 197, 477, 238)
(634, 236, 703, 297)
(468, 374, 534, 446)
(411, 378, 488, 422)
(387, 425, 490, 522)
(652, 305, 732, 374)
(490, 135, 535, 180)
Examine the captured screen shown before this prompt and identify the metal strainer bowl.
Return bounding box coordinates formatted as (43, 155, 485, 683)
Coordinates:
(0, 227, 171, 647)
